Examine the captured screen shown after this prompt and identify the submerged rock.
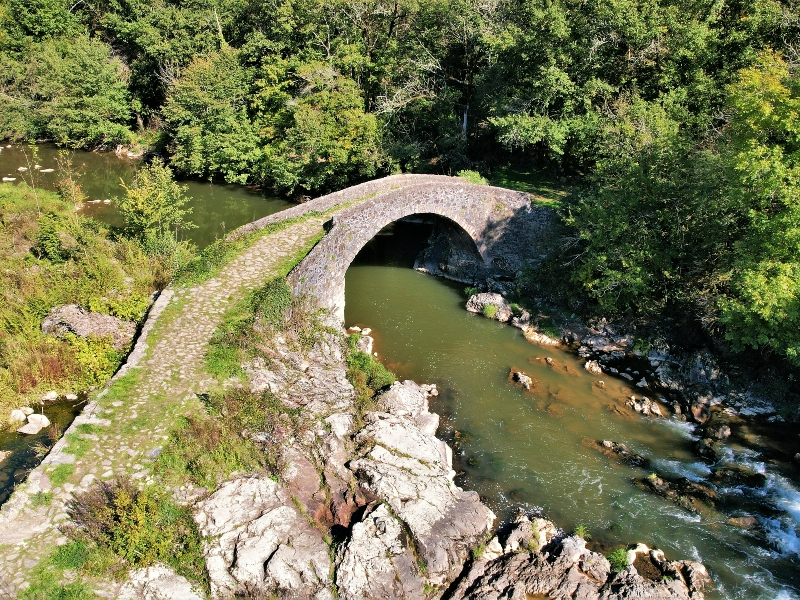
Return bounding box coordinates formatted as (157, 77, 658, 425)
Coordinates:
(586, 439, 650, 469)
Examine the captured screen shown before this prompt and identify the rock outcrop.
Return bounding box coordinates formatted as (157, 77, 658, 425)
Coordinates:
(340, 381, 496, 595)
(449, 513, 710, 600)
(118, 564, 204, 600)
(41, 304, 136, 350)
(466, 293, 513, 322)
(194, 476, 335, 600)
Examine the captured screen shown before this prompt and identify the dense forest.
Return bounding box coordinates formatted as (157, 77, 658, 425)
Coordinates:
(1, 0, 799, 369)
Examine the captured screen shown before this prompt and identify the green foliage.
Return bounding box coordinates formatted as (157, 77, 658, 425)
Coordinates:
(456, 170, 489, 185)
(509, 303, 522, 316)
(573, 523, 591, 540)
(164, 51, 384, 195)
(50, 463, 75, 486)
(346, 334, 396, 419)
(65, 478, 206, 584)
(463, 286, 478, 298)
(563, 51, 800, 366)
(20, 543, 93, 600)
(31, 491, 53, 507)
(157, 389, 295, 488)
(0, 36, 131, 148)
(118, 161, 195, 247)
(206, 276, 325, 380)
(606, 547, 630, 572)
(0, 183, 168, 426)
(482, 305, 498, 319)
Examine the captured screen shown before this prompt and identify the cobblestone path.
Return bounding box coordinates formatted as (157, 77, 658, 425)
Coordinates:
(0, 216, 327, 596)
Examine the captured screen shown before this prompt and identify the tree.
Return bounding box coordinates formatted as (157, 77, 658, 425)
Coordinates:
(118, 160, 195, 253)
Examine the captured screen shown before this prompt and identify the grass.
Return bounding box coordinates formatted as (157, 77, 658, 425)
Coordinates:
(482, 305, 498, 319)
(30, 491, 52, 507)
(49, 463, 75, 486)
(573, 523, 591, 540)
(489, 166, 571, 207)
(19, 542, 94, 600)
(346, 334, 396, 426)
(0, 182, 174, 428)
(607, 547, 630, 572)
(538, 315, 561, 339)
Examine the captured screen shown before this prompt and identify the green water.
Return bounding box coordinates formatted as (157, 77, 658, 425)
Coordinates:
(0, 398, 84, 505)
(345, 261, 800, 599)
(0, 144, 290, 248)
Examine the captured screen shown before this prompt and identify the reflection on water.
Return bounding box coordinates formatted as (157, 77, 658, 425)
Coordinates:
(0, 144, 291, 248)
(345, 259, 800, 599)
(0, 399, 84, 506)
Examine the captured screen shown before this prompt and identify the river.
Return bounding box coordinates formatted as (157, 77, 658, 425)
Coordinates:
(344, 221, 800, 600)
(1, 147, 798, 598)
(0, 144, 290, 247)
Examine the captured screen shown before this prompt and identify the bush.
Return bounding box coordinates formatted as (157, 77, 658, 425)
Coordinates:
(607, 547, 630, 572)
(65, 477, 206, 583)
(509, 303, 522, 316)
(464, 286, 478, 298)
(457, 170, 489, 185)
(482, 305, 498, 319)
(346, 334, 396, 420)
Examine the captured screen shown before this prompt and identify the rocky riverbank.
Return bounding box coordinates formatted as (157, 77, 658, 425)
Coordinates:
(124, 316, 709, 599)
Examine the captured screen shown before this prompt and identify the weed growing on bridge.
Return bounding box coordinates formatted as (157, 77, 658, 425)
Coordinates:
(156, 387, 305, 489)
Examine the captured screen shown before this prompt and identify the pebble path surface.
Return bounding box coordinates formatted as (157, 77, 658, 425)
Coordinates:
(0, 215, 327, 597)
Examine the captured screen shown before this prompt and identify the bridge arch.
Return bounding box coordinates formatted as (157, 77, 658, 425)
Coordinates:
(287, 176, 547, 323)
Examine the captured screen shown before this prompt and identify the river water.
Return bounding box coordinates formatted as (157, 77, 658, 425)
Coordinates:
(345, 222, 800, 600)
(0, 144, 290, 247)
(2, 148, 799, 598)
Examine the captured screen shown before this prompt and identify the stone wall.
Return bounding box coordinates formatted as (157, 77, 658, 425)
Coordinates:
(285, 176, 555, 322)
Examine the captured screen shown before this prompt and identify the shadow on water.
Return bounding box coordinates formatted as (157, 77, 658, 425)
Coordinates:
(344, 222, 800, 600)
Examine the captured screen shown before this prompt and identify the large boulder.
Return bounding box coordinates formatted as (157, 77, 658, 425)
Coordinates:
(41, 304, 136, 350)
(466, 293, 513, 322)
(449, 514, 709, 600)
(343, 381, 495, 595)
(194, 476, 334, 600)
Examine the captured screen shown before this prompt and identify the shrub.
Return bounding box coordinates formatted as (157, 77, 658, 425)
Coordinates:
(456, 170, 489, 185)
(65, 477, 206, 583)
(509, 303, 522, 316)
(607, 547, 630, 572)
(482, 305, 498, 319)
(573, 523, 591, 540)
(463, 286, 478, 298)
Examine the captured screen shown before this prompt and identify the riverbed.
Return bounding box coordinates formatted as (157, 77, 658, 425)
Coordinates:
(344, 223, 800, 600)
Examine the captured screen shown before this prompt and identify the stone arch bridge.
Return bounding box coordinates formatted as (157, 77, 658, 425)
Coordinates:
(238, 174, 555, 322)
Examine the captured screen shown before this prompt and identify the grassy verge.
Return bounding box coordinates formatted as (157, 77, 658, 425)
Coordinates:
(0, 183, 172, 426)
(489, 166, 571, 207)
(24, 477, 207, 597)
